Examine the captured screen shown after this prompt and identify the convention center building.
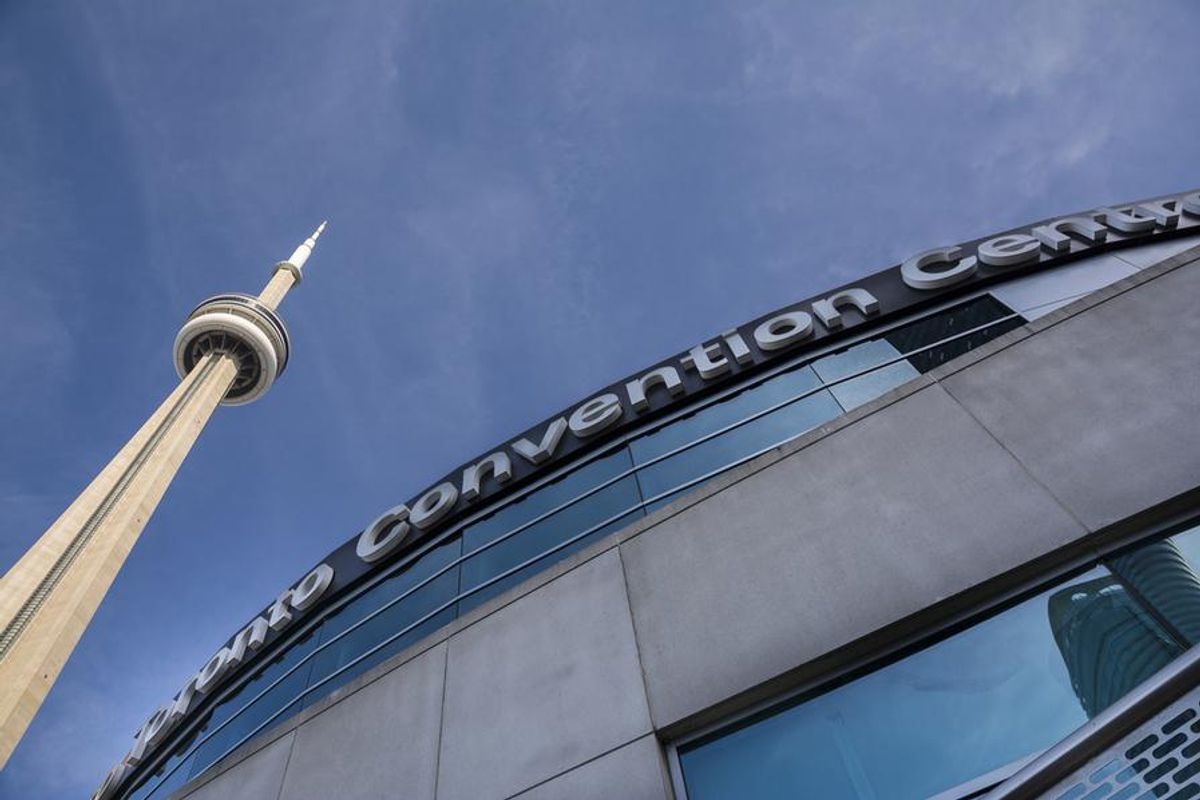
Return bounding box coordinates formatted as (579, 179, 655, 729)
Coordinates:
(98, 190, 1200, 800)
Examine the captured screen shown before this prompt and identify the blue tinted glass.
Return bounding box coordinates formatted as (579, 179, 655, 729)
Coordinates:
(1111, 524, 1200, 645)
(1165, 524, 1200, 576)
(630, 366, 825, 464)
(304, 537, 461, 701)
(640, 486, 692, 516)
(459, 449, 642, 614)
(124, 740, 196, 800)
(1049, 573, 1181, 717)
(811, 339, 919, 411)
(461, 507, 642, 613)
(186, 630, 318, 780)
(631, 378, 841, 505)
(884, 295, 1021, 373)
(466, 447, 635, 546)
(679, 567, 1183, 800)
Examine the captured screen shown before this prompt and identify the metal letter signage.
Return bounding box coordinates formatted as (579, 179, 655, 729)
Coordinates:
(96, 565, 336, 798)
(901, 246, 978, 290)
(98, 188, 1200, 799)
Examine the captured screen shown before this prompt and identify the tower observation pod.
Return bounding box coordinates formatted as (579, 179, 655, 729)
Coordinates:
(0, 223, 327, 769)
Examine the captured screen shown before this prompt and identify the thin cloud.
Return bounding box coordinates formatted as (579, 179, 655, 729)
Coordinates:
(2, 3, 1198, 799)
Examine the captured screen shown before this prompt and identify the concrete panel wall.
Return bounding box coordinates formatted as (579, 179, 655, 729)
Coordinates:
(508, 735, 672, 800)
(166, 252, 1200, 800)
(436, 550, 651, 800)
(620, 381, 1086, 728)
(172, 551, 652, 800)
(277, 642, 446, 800)
(180, 732, 294, 800)
(942, 258, 1200, 533)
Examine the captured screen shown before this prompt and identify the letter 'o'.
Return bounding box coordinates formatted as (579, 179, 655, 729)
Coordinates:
(409, 482, 458, 530)
(290, 564, 334, 612)
(753, 311, 814, 351)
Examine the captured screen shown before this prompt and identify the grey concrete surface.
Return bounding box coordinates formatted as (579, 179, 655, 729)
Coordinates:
(507, 735, 671, 800)
(943, 259, 1200, 532)
(620, 383, 1086, 729)
(178, 731, 294, 800)
(436, 549, 652, 800)
(277, 643, 447, 800)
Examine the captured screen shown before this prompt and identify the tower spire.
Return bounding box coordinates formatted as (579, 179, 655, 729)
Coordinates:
(259, 221, 327, 310)
(286, 220, 328, 273)
(0, 224, 323, 772)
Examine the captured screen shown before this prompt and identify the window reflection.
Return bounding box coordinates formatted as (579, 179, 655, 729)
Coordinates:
(630, 367, 824, 463)
(679, 567, 1183, 800)
(304, 536, 461, 702)
(884, 295, 1021, 373)
(630, 367, 841, 510)
(186, 630, 318, 780)
(1165, 524, 1200, 571)
(1048, 574, 1180, 718)
(124, 734, 197, 800)
(459, 449, 643, 614)
(811, 339, 918, 411)
(1110, 526, 1200, 646)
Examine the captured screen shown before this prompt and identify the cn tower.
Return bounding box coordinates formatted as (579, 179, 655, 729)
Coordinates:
(0, 224, 327, 767)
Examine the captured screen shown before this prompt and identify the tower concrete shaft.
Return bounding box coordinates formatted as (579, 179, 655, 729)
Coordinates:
(0, 224, 324, 769)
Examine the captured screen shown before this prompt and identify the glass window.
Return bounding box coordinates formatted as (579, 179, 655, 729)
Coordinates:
(1109, 523, 1200, 646)
(630, 367, 841, 511)
(884, 295, 1022, 373)
(1159, 523, 1200, 577)
(303, 536, 461, 702)
(458, 449, 644, 614)
(1049, 571, 1184, 718)
(631, 366, 825, 463)
(186, 629, 318, 780)
(811, 339, 919, 411)
(678, 567, 1183, 800)
(124, 734, 198, 800)
(987, 254, 1138, 321)
(461, 507, 643, 613)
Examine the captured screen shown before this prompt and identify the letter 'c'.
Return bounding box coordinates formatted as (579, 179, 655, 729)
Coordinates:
(356, 505, 411, 563)
(901, 246, 978, 290)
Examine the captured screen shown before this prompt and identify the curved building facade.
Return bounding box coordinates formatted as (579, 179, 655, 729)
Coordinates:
(98, 191, 1200, 800)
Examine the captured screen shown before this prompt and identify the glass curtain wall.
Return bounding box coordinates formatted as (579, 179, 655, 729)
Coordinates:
(458, 448, 644, 614)
(677, 523, 1200, 800)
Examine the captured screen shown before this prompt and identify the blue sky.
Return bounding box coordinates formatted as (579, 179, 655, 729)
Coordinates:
(1, 1, 1198, 797)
